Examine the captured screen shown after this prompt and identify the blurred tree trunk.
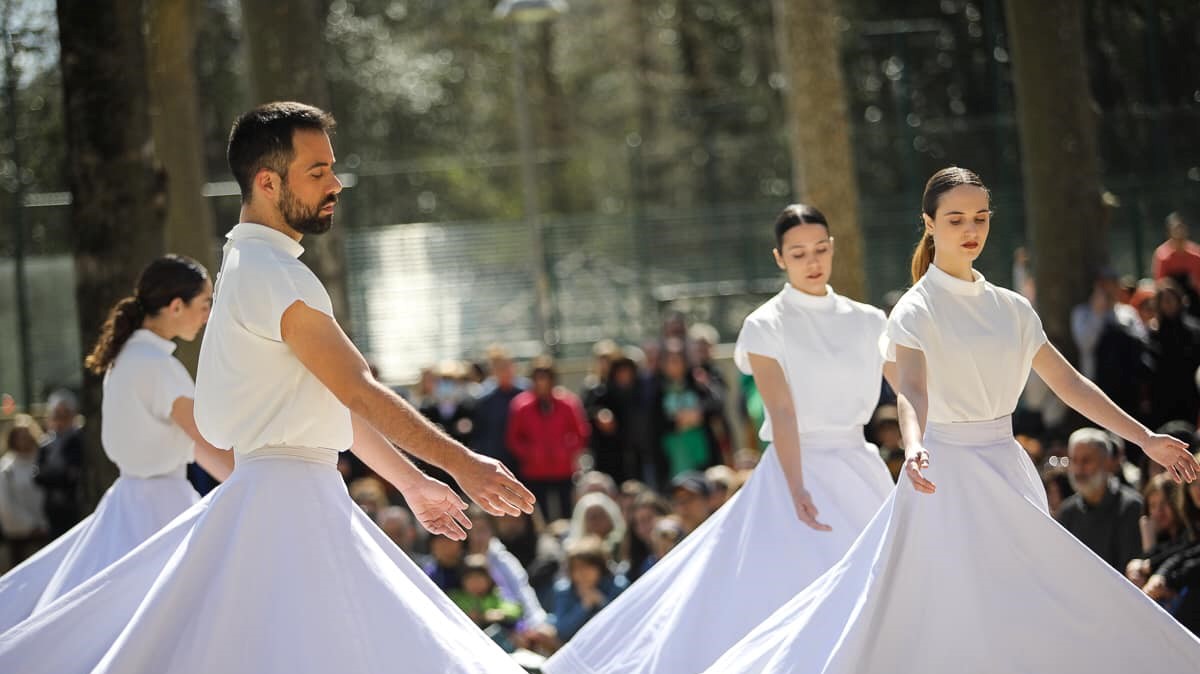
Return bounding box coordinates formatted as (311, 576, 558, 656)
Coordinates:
(56, 0, 166, 504)
(770, 0, 866, 300)
(239, 0, 352, 332)
(630, 0, 656, 201)
(146, 0, 216, 375)
(535, 22, 574, 215)
(1006, 0, 1105, 362)
(676, 0, 721, 205)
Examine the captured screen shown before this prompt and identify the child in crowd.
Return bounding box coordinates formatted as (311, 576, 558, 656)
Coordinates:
(450, 554, 523, 649)
(551, 536, 628, 642)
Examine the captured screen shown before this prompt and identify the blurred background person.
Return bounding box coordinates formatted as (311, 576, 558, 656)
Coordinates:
(655, 340, 720, 482)
(1057, 428, 1145, 571)
(1147, 279, 1200, 429)
(469, 346, 527, 473)
(550, 535, 627, 644)
(507, 356, 589, 522)
(34, 390, 85, 539)
(0, 416, 49, 567)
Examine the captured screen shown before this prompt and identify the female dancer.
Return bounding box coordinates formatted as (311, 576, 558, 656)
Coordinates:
(544, 204, 896, 674)
(706, 167, 1200, 673)
(0, 255, 232, 632)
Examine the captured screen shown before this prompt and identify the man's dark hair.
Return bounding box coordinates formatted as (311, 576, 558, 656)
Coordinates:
(227, 102, 336, 204)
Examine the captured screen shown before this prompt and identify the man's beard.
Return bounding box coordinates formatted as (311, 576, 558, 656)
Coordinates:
(280, 181, 335, 235)
(1068, 471, 1109, 498)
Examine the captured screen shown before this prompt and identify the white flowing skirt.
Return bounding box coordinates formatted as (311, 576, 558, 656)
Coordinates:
(544, 428, 895, 674)
(705, 417, 1200, 673)
(0, 470, 198, 633)
(0, 447, 524, 674)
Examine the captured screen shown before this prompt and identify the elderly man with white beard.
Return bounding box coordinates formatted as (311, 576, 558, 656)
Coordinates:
(1057, 428, 1146, 571)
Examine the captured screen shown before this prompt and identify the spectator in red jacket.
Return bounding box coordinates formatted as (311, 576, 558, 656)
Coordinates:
(507, 356, 590, 522)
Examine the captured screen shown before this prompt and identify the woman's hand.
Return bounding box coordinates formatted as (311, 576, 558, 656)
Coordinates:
(787, 480, 832, 532)
(905, 448, 936, 494)
(1143, 574, 1174, 601)
(1126, 558, 1151, 585)
(1141, 433, 1198, 484)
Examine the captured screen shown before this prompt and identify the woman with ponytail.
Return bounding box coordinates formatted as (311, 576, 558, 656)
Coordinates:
(0, 255, 233, 632)
(546, 204, 897, 674)
(708, 167, 1200, 672)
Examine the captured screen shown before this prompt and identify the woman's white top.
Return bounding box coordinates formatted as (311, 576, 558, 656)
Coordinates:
(735, 284, 887, 441)
(101, 329, 196, 478)
(195, 223, 353, 454)
(883, 264, 1047, 424)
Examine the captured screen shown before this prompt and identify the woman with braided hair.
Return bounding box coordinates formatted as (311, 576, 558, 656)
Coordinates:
(0, 254, 232, 632)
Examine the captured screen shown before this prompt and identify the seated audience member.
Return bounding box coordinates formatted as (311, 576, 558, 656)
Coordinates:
(1057, 428, 1144, 571)
(1127, 472, 1196, 585)
(870, 405, 905, 481)
(423, 534, 466, 592)
(551, 535, 628, 642)
(1140, 473, 1190, 557)
(669, 471, 713, 535)
(574, 471, 618, 505)
(647, 514, 685, 567)
(493, 509, 564, 620)
(348, 476, 390, 521)
(464, 505, 555, 650)
(732, 447, 760, 471)
(626, 492, 672, 581)
(704, 465, 739, 510)
(1136, 451, 1200, 634)
(376, 505, 430, 568)
(1040, 467, 1075, 520)
(617, 479, 650, 529)
(450, 554, 523, 649)
(567, 492, 626, 563)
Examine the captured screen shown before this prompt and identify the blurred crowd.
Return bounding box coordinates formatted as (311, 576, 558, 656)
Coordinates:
(1, 212, 1199, 654)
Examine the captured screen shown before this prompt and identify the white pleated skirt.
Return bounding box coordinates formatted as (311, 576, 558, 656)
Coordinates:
(0, 469, 198, 634)
(705, 417, 1200, 673)
(544, 428, 895, 674)
(0, 447, 525, 674)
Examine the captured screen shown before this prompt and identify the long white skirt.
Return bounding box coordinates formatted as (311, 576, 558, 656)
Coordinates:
(0, 447, 524, 674)
(544, 428, 895, 674)
(0, 470, 198, 633)
(705, 417, 1200, 673)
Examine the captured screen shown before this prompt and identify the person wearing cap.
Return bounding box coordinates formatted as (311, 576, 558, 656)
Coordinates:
(544, 204, 896, 674)
(669, 470, 714, 534)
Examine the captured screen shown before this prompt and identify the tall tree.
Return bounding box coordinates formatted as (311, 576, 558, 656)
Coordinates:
(1006, 0, 1105, 360)
(56, 0, 166, 499)
(240, 0, 351, 330)
(771, 0, 866, 300)
(146, 0, 217, 373)
(534, 21, 574, 215)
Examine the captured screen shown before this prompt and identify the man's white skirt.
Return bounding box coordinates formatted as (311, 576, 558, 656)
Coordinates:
(0, 447, 524, 674)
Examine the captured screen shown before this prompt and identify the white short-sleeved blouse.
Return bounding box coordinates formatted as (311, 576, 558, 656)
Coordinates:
(883, 264, 1047, 424)
(101, 330, 195, 477)
(735, 284, 887, 442)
